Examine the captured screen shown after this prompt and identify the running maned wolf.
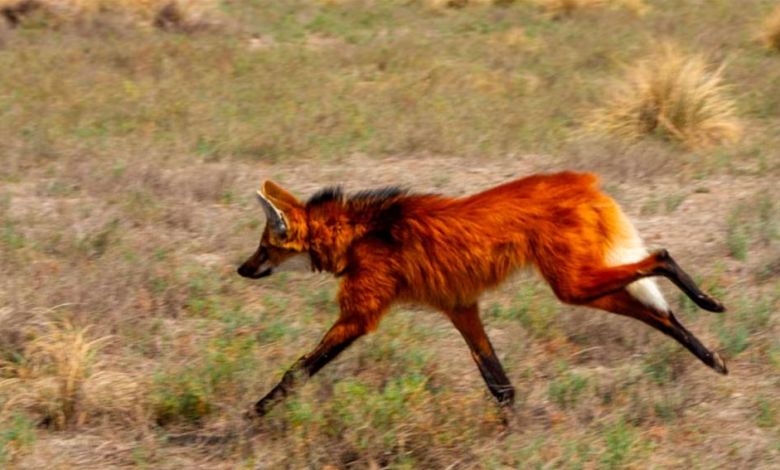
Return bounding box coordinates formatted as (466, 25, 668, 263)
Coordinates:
(238, 172, 727, 417)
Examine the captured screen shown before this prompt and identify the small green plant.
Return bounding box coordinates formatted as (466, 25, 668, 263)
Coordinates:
(769, 339, 780, 371)
(183, 267, 222, 316)
(328, 373, 429, 453)
(303, 286, 339, 316)
(756, 397, 777, 428)
(151, 371, 212, 425)
(504, 281, 560, 340)
(643, 341, 691, 385)
(664, 193, 686, 213)
(548, 365, 589, 408)
(715, 319, 749, 357)
(560, 439, 593, 470)
(653, 400, 678, 422)
(78, 219, 120, 259)
(713, 292, 775, 359)
(511, 437, 547, 467)
(726, 206, 749, 261)
(151, 335, 257, 425)
(726, 194, 779, 262)
(1, 221, 25, 250)
(0, 414, 36, 466)
(757, 191, 777, 245)
(639, 196, 660, 216)
(739, 294, 773, 333)
(600, 419, 640, 469)
(285, 399, 320, 428)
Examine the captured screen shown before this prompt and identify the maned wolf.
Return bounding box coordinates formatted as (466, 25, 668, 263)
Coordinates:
(238, 172, 727, 417)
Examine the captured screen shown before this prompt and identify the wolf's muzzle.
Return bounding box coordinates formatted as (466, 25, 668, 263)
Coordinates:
(237, 264, 272, 279)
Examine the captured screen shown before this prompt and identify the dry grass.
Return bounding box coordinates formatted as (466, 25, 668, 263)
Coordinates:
(315, 0, 501, 10)
(761, 5, 780, 51)
(420, 0, 497, 11)
(536, 0, 648, 18)
(0, 0, 221, 31)
(0, 321, 126, 429)
(587, 45, 742, 149)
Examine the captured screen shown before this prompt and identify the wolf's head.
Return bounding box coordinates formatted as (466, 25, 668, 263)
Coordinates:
(237, 181, 311, 279)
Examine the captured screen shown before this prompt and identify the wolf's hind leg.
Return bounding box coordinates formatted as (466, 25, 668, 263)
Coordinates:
(652, 250, 725, 312)
(540, 250, 667, 305)
(587, 289, 727, 374)
(540, 249, 725, 312)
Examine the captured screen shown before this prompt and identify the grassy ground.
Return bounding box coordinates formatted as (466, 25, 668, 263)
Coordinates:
(1, 0, 779, 468)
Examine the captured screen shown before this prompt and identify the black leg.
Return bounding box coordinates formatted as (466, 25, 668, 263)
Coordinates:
(448, 304, 515, 407)
(653, 250, 726, 313)
(253, 320, 364, 417)
(588, 289, 728, 375)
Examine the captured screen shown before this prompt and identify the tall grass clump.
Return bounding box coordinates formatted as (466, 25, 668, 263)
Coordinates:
(587, 45, 742, 149)
(0, 322, 138, 429)
(761, 5, 780, 51)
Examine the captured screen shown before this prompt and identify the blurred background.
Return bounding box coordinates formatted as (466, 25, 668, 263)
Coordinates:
(0, 0, 779, 467)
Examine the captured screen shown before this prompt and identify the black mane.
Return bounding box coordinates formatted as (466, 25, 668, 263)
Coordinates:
(306, 185, 410, 246)
(307, 186, 344, 206)
(350, 186, 407, 203)
(306, 185, 407, 207)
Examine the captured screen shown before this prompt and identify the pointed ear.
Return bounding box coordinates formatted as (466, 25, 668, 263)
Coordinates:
(261, 180, 302, 209)
(256, 181, 303, 240)
(256, 189, 287, 239)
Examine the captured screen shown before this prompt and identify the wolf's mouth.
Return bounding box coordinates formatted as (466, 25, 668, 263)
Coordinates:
(250, 268, 273, 279)
(238, 265, 273, 279)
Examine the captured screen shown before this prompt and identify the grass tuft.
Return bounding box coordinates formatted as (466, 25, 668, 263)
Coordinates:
(761, 5, 780, 51)
(587, 45, 742, 149)
(0, 322, 115, 429)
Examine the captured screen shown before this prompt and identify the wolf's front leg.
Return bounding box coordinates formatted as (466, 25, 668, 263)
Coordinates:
(251, 263, 396, 418)
(252, 319, 366, 417)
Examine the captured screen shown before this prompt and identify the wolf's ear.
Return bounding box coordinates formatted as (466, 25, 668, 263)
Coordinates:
(261, 180, 301, 208)
(256, 181, 302, 239)
(256, 189, 287, 239)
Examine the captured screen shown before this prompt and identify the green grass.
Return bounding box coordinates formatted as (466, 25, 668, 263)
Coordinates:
(756, 397, 777, 429)
(600, 419, 644, 469)
(0, 414, 36, 466)
(492, 280, 561, 340)
(1, 221, 25, 251)
(726, 193, 780, 261)
(726, 206, 750, 261)
(548, 366, 589, 409)
(711, 291, 776, 359)
(151, 333, 259, 424)
(0, 0, 774, 178)
(642, 343, 683, 385)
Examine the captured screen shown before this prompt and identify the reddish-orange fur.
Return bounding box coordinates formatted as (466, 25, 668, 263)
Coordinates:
(239, 172, 727, 417)
(308, 173, 652, 322)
